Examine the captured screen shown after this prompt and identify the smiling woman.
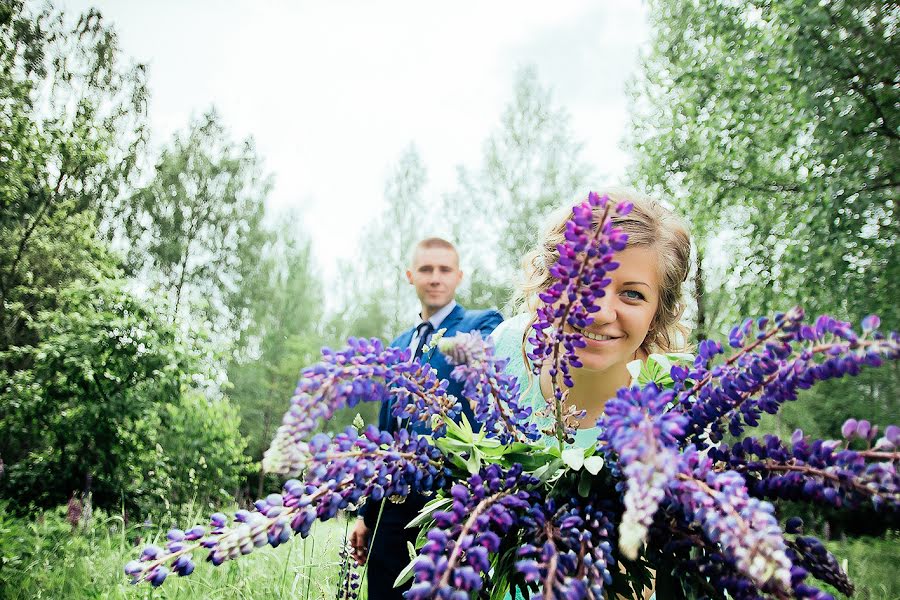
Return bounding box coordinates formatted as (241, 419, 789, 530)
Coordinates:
(492, 188, 692, 438)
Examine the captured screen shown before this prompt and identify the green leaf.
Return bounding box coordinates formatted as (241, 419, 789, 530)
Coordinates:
(464, 449, 482, 474)
(577, 470, 592, 497)
(532, 457, 563, 484)
(393, 555, 417, 588)
(352, 413, 365, 431)
(406, 496, 453, 529)
(479, 441, 523, 458)
(502, 451, 555, 471)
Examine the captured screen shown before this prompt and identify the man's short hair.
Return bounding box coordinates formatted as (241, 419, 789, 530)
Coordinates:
(410, 237, 459, 266)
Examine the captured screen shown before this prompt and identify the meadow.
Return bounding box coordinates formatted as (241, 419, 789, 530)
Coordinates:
(0, 503, 895, 600)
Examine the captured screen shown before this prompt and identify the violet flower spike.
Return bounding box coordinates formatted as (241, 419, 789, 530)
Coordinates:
(125, 427, 445, 586)
(264, 337, 460, 475)
(407, 464, 540, 599)
(438, 332, 541, 444)
(597, 384, 687, 558)
(528, 192, 633, 448)
(673, 309, 900, 447)
(673, 450, 794, 592)
(514, 498, 616, 599)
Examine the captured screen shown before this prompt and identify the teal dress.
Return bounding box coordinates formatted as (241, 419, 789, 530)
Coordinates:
(490, 314, 654, 600)
(490, 313, 600, 449)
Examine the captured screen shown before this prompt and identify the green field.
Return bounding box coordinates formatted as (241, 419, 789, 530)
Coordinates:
(1, 504, 895, 599)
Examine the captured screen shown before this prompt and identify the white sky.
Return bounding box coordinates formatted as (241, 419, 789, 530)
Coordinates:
(59, 1, 650, 285)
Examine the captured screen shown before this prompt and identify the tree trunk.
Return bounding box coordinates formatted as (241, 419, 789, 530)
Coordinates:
(694, 246, 707, 341)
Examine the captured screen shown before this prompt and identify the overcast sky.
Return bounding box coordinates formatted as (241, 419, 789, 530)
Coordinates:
(59, 0, 650, 283)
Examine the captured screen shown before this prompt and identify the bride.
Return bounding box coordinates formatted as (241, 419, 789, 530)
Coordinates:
(491, 188, 692, 598)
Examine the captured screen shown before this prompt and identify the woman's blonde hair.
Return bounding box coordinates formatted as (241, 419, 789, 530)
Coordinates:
(511, 188, 692, 355)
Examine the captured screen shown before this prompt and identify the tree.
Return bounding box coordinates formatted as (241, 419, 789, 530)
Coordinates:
(0, 2, 250, 518)
(628, 0, 898, 334)
(0, 0, 148, 360)
(627, 0, 898, 442)
(1, 268, 185, 513)
(121, 110, 272, 336)
(444, 66, 591, 311)
(334, 145, 429, 341)
(227, 215, 328, 495)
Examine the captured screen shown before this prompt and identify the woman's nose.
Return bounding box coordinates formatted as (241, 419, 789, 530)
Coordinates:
(591, 295, 618, 323)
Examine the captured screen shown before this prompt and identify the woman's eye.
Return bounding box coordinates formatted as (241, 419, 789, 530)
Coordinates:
(622, 290, 646, 301)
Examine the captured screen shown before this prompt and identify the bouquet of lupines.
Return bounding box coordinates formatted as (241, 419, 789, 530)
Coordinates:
(126, 192, 899, 599)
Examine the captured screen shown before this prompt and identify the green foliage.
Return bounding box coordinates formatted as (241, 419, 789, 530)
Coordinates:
(156, 391, 252, 516)
(0, 271, 250, 517)
(120, 110, 272, 333)
(334, 145, 429, 342)
(628, 0, 898, 332)
(0, 2, 259, 520)
(628, 0, 898, 450)
(444, 66, 591, 312)
(823, 534, 898, 600)
(0, 0, 148, 356)
(0, 275, 184, 511)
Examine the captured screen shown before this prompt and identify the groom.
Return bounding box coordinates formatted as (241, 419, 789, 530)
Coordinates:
(350, 237, 503, 599)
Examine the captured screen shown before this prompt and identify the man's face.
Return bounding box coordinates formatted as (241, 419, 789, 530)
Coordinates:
(406, 247, 463, 315)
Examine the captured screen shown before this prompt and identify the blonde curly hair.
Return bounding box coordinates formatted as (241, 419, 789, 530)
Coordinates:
(511, 188, 692, 356)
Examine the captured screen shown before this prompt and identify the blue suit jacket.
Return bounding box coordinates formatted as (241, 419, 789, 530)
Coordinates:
(376, 303, 504, 433)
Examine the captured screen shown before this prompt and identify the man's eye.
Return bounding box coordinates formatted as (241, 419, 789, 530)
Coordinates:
(622, 290, 645, 301)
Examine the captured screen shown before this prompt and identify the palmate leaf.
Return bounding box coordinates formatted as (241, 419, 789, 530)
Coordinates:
(626, 353, 694, 388)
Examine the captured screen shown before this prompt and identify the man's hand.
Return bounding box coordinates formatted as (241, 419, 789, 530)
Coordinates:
(349, 518, 371, 565)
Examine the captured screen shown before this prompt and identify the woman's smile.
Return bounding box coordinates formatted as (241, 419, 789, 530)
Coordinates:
(574, 327, 623, 344)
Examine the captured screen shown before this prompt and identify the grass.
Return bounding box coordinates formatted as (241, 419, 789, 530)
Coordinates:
(1, 504, 896, 599)
(821, 534, 898, 600)
(0, 504, 350, 600)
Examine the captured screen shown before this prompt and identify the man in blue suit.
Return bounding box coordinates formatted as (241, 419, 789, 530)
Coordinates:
(349, 237, 503, 599)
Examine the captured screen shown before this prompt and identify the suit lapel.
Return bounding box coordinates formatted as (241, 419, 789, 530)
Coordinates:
(392, 327, 415, 350)
(439, 303, 466, 335)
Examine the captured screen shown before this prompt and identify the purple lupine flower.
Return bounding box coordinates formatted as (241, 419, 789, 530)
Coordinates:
(407, 464, 540, 599)
(841, 418, 858, 440)
(263, 338, 460, 475)
(126, 427, 446, 586)
(674, 309, 900, 446)
(597, 384, 687, 558)
(710, 429, 899, 511)
(338, 541, 362, 600)
(438, 332, 540, 444)
(671, 449, 794, 593)
(861, 314, 880, 333)
(787, 535, 853, 596)
(514, 499, 615, 599)
(527, 192, 632, 446)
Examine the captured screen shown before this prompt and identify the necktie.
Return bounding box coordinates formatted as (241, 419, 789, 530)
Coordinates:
(398, 321, 434, 431)
(412, 321, 435, 362)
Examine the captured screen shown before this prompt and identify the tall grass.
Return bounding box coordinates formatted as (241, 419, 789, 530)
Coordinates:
(1, 504, 895, 599)
(0, 503, 349, 600)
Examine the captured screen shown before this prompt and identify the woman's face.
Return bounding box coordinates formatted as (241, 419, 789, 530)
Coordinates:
(568, 245, 660, 373)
